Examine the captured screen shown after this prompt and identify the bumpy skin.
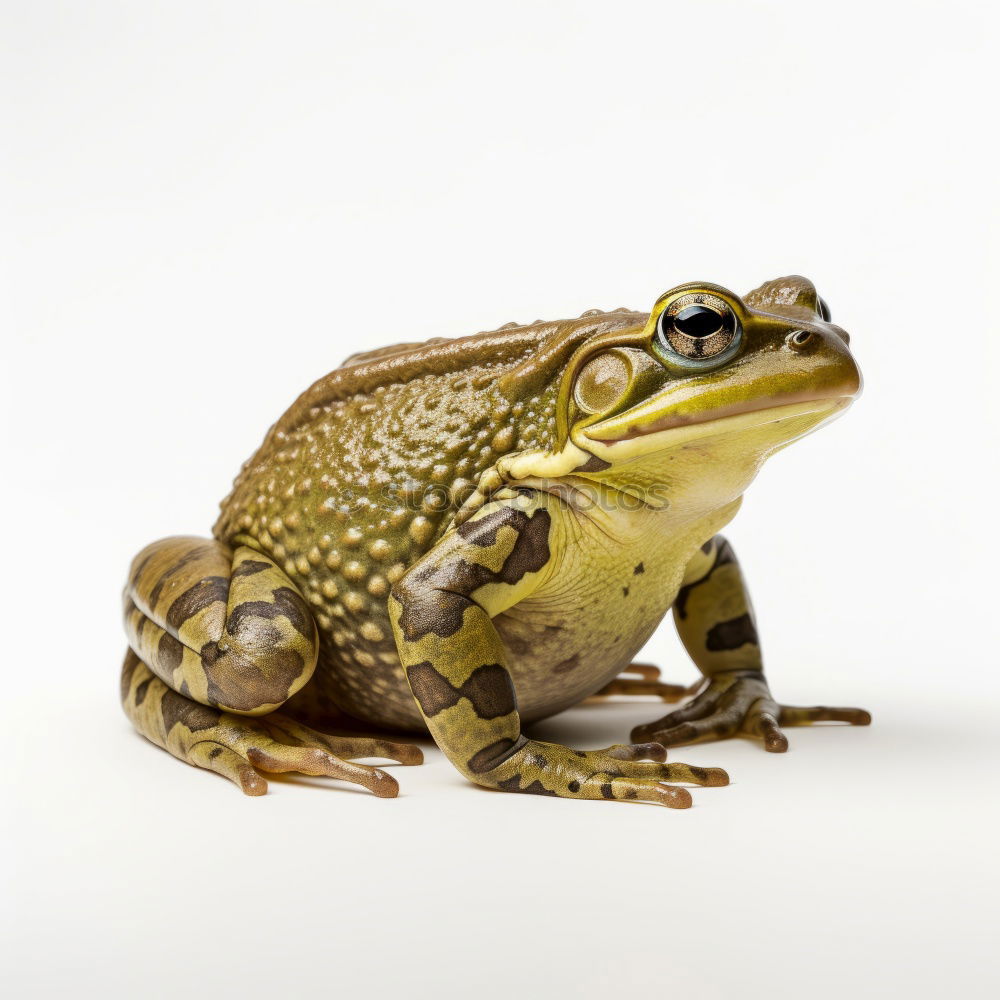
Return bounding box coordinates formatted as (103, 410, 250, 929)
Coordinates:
(120, 275, 869, 804)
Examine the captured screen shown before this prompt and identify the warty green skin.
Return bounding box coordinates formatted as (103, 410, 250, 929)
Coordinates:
(120, 275, 870, 805)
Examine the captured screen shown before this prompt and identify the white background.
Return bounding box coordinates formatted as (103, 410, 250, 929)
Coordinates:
(2, 2, 998, 997)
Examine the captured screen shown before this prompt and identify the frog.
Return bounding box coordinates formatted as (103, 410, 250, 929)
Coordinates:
(120, 275, 870, 807)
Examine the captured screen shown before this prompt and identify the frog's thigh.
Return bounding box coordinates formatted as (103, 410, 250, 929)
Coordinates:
(123, 536, 318, 715)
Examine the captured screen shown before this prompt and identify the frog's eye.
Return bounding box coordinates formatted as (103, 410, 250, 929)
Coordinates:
(653, 292, 741, 367)
(574, 351, 631, 414)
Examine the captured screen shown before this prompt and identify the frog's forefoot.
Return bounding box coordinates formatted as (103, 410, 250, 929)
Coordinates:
(631, 669, 871, 752)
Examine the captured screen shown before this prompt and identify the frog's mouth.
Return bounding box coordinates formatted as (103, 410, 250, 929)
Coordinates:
(576, 393, 856, 460)
(584, 389, 854, 444)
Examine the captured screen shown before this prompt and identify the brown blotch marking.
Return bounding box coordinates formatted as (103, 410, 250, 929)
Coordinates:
(157, 631, 184, 672)
(146, 543, 219, 608)
(505, 634, 531, 656)
(500, 508, 552, 582)
(577, 453, 611, 473)
(227, 586, 314, 640)
(166, 576, 229, 631)
(208, 746, 223, 759)
(622, 586, 630, 597)
(134, 678, 152, 706)
(633, 562, 644, 575)
(232, 559, 272, 578)
(467, 736, 525, 774)
(519, 779, 557, 796)
(120, 652, 139, 703)
(407, 662, 517, 719)
(706, 613, 759, 651)
(395, 507, 551, 641)
(160, 688, 221, 734)
(552, 653, 580, 675)
(715, 538, 737, 566)
(600, 782, 614, 799)
(674, 536, 737, 620)
(568, 780, 581, 793)
(200, 640, 223, 666)
(128, 551, 156, 592)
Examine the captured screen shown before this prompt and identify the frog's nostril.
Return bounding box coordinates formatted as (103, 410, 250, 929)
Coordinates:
(787, 330, 814, 350)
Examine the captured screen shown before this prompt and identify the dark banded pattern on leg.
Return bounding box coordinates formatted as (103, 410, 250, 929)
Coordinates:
(120, 651, 411, 796)
(123, 536, 318, 715)
(389, 494, 727, 806)
(632, 535, 870, 752)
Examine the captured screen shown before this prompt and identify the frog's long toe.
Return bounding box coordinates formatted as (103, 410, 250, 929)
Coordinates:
(245, 743, 400, 798)
(587, 663, 693, 702)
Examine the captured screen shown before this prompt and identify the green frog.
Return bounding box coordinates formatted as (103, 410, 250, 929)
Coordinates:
(121, 275, 869, 807)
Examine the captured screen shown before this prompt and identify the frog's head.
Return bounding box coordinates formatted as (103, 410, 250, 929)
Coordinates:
(555, 276, 861, 506)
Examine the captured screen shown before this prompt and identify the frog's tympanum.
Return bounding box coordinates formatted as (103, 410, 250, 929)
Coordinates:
(121, 276, 870, 807)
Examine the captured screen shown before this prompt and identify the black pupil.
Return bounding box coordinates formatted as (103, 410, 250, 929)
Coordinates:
(674, 304, 723, 338)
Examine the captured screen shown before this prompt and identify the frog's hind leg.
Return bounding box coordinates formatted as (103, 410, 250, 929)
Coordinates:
(120, 536, 416, 796)
(121, 652, 406, 795)
(586, 663, 696, 703)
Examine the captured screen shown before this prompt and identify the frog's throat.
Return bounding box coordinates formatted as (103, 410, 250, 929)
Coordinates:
(499, 396, 847, 480)
(448, 397, 849, 530)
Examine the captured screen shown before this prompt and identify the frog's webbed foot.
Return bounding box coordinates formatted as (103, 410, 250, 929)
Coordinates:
(587, 663, 695, 703)
(631, 669, 871, 752)
(123, 654, 420, 796)
(487, 740, 729, 808)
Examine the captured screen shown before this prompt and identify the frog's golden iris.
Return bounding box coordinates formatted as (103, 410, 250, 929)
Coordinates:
(120, 275, 868, 805)
(654, 291, 741, 365)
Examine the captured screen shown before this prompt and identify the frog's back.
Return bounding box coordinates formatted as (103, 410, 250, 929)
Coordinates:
(214, 309, 645, 554)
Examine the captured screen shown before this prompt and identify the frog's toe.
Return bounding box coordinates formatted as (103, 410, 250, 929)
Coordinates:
(778, 705, 872, 727)
(588, 663, 693, 702)
(264, 714, 424, 766)
(245, 743, 400, 798)
(604, 741, 668, 762)
(609, 756, 730, 787)
(188, 741, 268, 796)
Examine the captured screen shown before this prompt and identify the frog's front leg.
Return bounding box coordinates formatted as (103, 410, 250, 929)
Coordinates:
(632, 535, 871, 752)
(122, 537, 419, 795)
(389, 496, 728, 807)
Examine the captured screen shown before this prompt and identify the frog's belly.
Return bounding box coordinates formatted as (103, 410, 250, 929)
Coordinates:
(309, 531, 692, 731)
(494, 576, 678, 723)
(306, 570, 677, 733)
